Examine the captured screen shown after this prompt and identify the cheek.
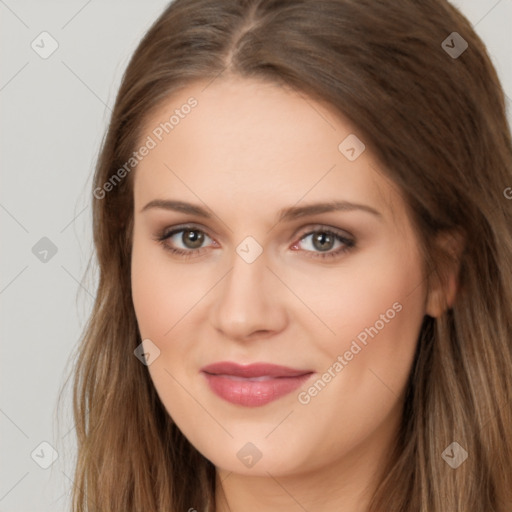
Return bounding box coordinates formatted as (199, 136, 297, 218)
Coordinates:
(307, 236, 426, 393)
(131, 240, 201, 415)
(341, 261, 424, 354)
(288, 245, 426, 465)
(131, 238, 203, 340)
(131, 255, 169, 339)
(345, 254, 425, 393)
(291, 236, 426, 354)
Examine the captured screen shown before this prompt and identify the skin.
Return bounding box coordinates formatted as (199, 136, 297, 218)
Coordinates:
(130, 76, 453, 511)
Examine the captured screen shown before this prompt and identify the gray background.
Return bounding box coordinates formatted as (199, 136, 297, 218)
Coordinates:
(1, 0, 511, 510)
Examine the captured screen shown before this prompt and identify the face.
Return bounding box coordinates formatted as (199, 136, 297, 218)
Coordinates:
(130, 76, 429, 481)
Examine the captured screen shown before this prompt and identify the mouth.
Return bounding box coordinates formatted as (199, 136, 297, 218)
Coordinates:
(200, 361, 314, 407)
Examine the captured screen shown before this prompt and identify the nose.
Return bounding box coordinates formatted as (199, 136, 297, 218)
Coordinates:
(210, 246, 288, 341)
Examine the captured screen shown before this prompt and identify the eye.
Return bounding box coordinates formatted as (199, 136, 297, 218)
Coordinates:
(155, 226, 215, 259)
(292, 227, 355, 260)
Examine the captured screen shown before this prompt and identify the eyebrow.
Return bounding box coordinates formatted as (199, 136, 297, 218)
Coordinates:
(140, 199, 382, 222)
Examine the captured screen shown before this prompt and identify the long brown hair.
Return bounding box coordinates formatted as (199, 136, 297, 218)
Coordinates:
(60, 0, 512, 510)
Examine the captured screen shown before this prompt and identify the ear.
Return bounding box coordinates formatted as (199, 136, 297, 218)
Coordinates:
(425, 229, 465, 318)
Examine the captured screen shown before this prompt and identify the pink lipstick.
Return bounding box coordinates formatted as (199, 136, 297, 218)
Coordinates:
(201, 361, 314, 407)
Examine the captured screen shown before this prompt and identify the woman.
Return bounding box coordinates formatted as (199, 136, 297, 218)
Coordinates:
(66, 0, 512, 510)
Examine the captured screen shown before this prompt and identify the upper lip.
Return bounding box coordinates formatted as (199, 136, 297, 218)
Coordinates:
(201, 361, 313, 378)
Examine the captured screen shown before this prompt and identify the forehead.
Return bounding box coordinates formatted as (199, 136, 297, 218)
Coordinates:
(133, 76, 402, 225)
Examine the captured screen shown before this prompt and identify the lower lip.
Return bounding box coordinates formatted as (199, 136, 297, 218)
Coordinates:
(202, 372, 313, 407)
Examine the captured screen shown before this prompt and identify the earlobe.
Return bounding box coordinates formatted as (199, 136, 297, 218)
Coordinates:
(425, 271, 458, 317)
(425, 229, 465, 318)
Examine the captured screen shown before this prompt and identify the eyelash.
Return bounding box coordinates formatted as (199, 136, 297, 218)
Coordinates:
(154, 224, 356, 261)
